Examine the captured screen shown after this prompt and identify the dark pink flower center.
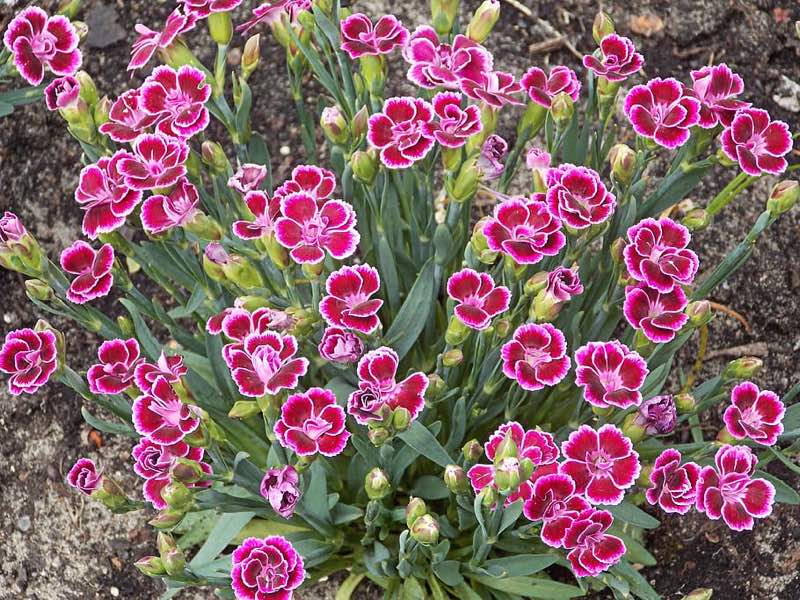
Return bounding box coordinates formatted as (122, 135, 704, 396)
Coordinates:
(303, 416, 332, 440)
(251, 346, 282, 383)
(31, 30, 58, 61)
(719, 473, 750, 504)
(588, 450, 615, 474)
(150, 397, 189, 427)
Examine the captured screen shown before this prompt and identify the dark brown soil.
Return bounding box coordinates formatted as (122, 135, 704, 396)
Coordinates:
(0, 1, 798, 599)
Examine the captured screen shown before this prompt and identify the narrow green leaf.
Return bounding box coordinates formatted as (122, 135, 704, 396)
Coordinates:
(433, 560, 463, 586)
(409, 475, 450, 500)
(481, 554, 558, 577)
(471, 576, 584, 598)
(383, 258, 435, 360)
(335, 573, 366, 600)
(605, 501, 660, 529)
(190, 512, 255, 567)
(398, 421, 453, 468)
(120, 299, 161, 359)
(756, 470, 800, 504)
(80, 407, 136, 437)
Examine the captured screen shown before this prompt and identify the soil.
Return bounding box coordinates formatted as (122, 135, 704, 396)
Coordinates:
(0, 1, 798, 599)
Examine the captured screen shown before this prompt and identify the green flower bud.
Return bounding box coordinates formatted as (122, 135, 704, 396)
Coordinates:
(157, 533, 186, 576)
(360, 54, 385, 95)
(675, 393, 696, 413)
(767, 180, 799, 216)
(351, 149, 378, 185)
(409, 514, 439, 545)
(405, 497, 428, 528)
(25, 279, 54, 302)
(494, 318, 511, 338)
(443, 464, 469, 494)
(365, 468, 391, 500)
(208, 11, 233, 45)
(686, 300, 713, 327)
(494, 457, 521, 493)
(715, 147, 738, 168)
(57, 0, 82, 19)
(368, 427, 391, 447)
(224, 255, 264, 289)
(445, 315, 471, 346)
(172, 459, 205, 484)
(351, 105, 370, 140)
(716, 427, 736, 445)
(426, 374, 446, 401)
(201, 141, 229, 174)
(479, 484, 498, 507)
(74, 70, 98, 106)
(609, 143, 636, 185)
(452, 158, 479, 203)
(431, 0, 460, 35)
(320, 105, 348, 145)
(592, 11, 615, 44)
(135, 556, 166, 577)
(442, 146, 462, 173)
(550, 92, 574, 129)
(392, 407, 412, 432)
(149, 510, 184, 529)
(724, 356, 763, 379)
(442, 348, 463, 367)
(160, 40, 203, 71)
(466, 0, 501, 43)
(242, 34, 261, 79)
(462, 439, 483, 462)
(621, 413, 646, 444)
(682, 208, 711, 231)
(265, 235, 290, 270)
(116, 316, 135, 338)
(236, 296, 270, 311)
(93, 96, 112, 128)
(161, 481, 193, 511)
(493, 431, 518, 463)
(519, 102, 547, 137)
(531, 288, 561, 322)
(184, 212, 223, 241)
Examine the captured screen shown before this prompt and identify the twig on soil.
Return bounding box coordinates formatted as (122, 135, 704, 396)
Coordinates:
(501, 0, 584, 60)
(708, 301, 752, 333)
(705, 342, 769, 360)
(529, 37, 570, 55)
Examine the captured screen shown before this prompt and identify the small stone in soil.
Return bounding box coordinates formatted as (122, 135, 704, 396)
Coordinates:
(17, 515, 31, 532)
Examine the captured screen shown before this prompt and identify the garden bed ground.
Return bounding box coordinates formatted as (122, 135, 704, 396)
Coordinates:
(0, 0, 799, 598)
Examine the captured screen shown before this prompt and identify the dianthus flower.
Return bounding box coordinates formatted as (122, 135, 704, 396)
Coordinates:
(624, 217, 699, 292)
(231, 536, 305, 600)
(545, 164, 616, 230)
(402, 26, 492, 90)
(367, 96, 436, 169)
(582, 34, 643, 82)
(87, 338, 142, 395)
(624, 78, 701, 149)
(0, 328, 58, 396)
(446, 268, 510, 330)
(140, 65, 211, 139)
(59, 241, 115, 304)
(501, 323, 570, 391)
(645, 449, 701, 514)
(339, 13, 409, 59)
(720, 108, 792, 176)
(574, 340, 648, 409)
(723, 381, 785, 446)
(275, 387, 350, 457)
(623, 283, 689, 343)
(483, 196, 565, 265)
(319, 264, 383, 334)
(117, 133, 189, 191)
(521, 66, 581, 108)
(132, 377, 201, 445)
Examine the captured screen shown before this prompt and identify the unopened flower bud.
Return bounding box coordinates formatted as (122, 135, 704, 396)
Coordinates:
(172, 459, 205, 484)
(351, 149, 378, 185)
(224, 255, 264, 290)
(351, 105, 370, 139)
(162, 481, 193, 511)
(494, 457, 521, 492)
(609, 143, 636, 185)
(321, 105, 348, 145)
(392, 407, 412, 432)
(686, 300, 713, 327)
(479, 484, 498, 507)
(466, 0, 500, 43)
(592, 11, 615, 44)
(426, 373, 446, 401)
(73, 70, 97, 106)
(229, 400, 261, 419)
(445, 315, 471, 346)
(675, 393, 696, 413)
(405, 497, 428, 528)
(185, 212, 223, 241)
(494, 318, 510, 338)
(93, 96, 111, 127)
(208, 11, 233, 45)
(444, 464, 469, 494)
(767, 180, 799, 216)
(135, 556, 166, 577)
(715, 147, 738, 168)
(621, 413, 646, 444)
(519, 103, 547, 139)
(70, 20, 88, 41)
(550, 92, 574, 129)
(431, 0, 460, 35)
(157, 533, 186, 576)
(242, 34, 261, 79)
(524, 271, 548, 296)
(25, 279, 54, 302)
(463, 439, 483, 463)
(149, 510, 184, 529)
(201, 141, 229, 174)
(365, 468, 391, 500)
(682, 208, 711, 231)
(442, 348, 463, 367)
(368, 427, 391, 446)
(493, 431, 518, 463)
(410, 513, 439, 545)
(452, 157, 480, 202)
(724, 356, 763, 379)
(610, 238, 626, 264)
(57, 0, 82, 19)
(680, 589, 713, 600)
(632, 395, 677, 438)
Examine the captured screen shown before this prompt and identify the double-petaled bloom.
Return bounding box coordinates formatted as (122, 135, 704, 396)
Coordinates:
(624, 217, 699, 292)
(132, 438, 209, 509)
(274, 193, 360, 264)
(135, 352, 188, 393)
(0, 211, 26, 248)
(273, 165, 337, 203)
(723, 381, 785, 446)
(87, 338, 142, 395)
(447, 268, 510, 330)
(560, 424, 640, 505)
(634, 395, 677, 435)
(318, 327, 363, 364)
(624, 78, 701, 149)
(476, 135, 508, 181)
(128, 8, 197, 71)
(139, 65, 211, 139)
(3, 7, 82, 85)
(687, 63, 750, 128)
(501, 323, 571, 391)
(141, 178, 200, 235)
(720, 108, 792, 176)
(545, 266, 583, 302)
(574, 340, 648, 409)
(623, 283, 689, 343)
(521, 66, 581, 108)
(582, 34, 643, 83)
(562, 509, 626, 577)
(44, 76, 80, 111)
(347, 347, 428, 424)
(368, 96, 436, 169)
(225, 332, 308, 398)
(460, 71, 524, 109)
(424, 92, 482, 148)
(402, 27, 492, 90)
(545, 164, 616, 230)
(237, 0, 312, 33)
(231, 536, 305, 600)
(275, 387, 350, 457)
(75, 152, 143, 239)
(483, 196, 566, 265)
(132, 377, 201, 445)
(228, 163, 268, 196)
(522, 473, 592, 548)
(99, 89, 160, 143)
(117, 133, 189, 191)
(179, 0, 243, 18)
(59, 241, 115, 304)
(260, 465, 301, 519)
(696, 444, 775, 531)
(67, 458, 102, 496)
(340, 13, 409, 59)
(0, 328, 58, 396)
(319, 264, 383, 334)
(232, 191, 281, 240)
(645, 449, 701, 515)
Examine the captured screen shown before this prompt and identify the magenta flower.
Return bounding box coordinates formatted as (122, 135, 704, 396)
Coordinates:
(368, 96, 436, 169)
(582, 34, 643, 83)
(501, 323, 570, 391)
(132, 438, 210, 509)
(523, 473, 592, 548)
(275, 387, 350, 457)
(560, 424, 640, 505)
(3, 7, 81, 85)
(140, 65, 211, 139)
(634, 395, 677, 435)
(483, 196, 566, 265)
(133, 377, 201, 445)
(460, 71, 524, 109)
(141, 178, 199, 235)
(645, 449, 701, 515)
(228, 164, 268, 195)
(0, 328, 58, 396)
(339, 13, 409, 59)
(563, 509, 626, 577)
(232, 191, 281, 240)
(274, 165, 337, 203)
(688, 64, 750, 128)
(179, 0, 243, 18)
(545, 164, 616, 230)
(696, 444, 775, 531)
(319, 264, 383, 334)
(117, 133, 189, 191)
(75, 152, 143, 239)
(624, 78, 701, 149)
(724, 381, 785, 446)
(260, 465, 301, 519)
(476, 134, 508, 181)
(527, 147, 551, 171)
(87, 338, 142, 395)
(237, 0, 312, 33)
(447, 268, 510, 330)
(318, 327, 363, 365)
(402, 26, 493, 90)
(0, 211, 27, 247)
(624, 217, 699, 293)
(720, 108, 792, 176)
(212, 307, 293, 345)
(274, 193, 360, 264)
(521, 66, 581, 108)
(225, 332, 308, 398)
(545, 266, 583, 302)
(347, 347, 428, 425)
(59, 241, 115, 304)
(128, 8, 197, 71)
(99, 89, 160, 143)
(44, 76, 80, 111)
(485, 421, 560, 466)
(424, 92, 482, 148)
(623, 283, 689, 343)
(135, 352, 187, 393)
(574, 340, 648, 409)
(231, 536, 305, 600)
(67, 458, 102, 496)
